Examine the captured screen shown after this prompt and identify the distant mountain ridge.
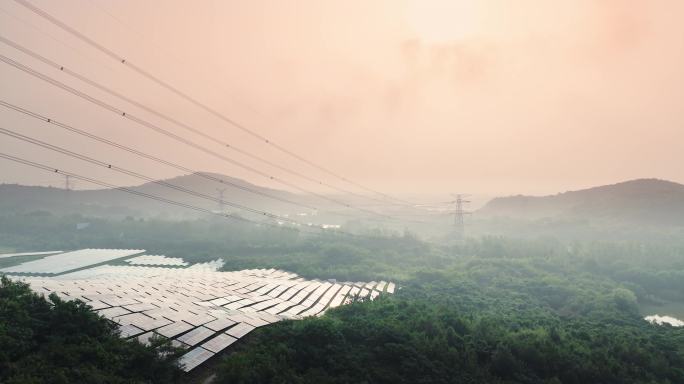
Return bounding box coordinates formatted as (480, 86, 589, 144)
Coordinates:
(0, 172, 312, 218)
(477, 179, 684, 226)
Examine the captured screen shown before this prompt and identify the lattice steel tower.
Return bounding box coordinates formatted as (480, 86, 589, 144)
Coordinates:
(452, 194, 471, 239)
(216, 188, 227, 214)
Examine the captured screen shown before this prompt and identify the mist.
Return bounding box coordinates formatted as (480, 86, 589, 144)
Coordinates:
(2, 1, 684, 383)
(1, 0, 684, 196)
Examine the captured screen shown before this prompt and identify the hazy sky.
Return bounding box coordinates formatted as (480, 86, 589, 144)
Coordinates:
(1, 0, 683, 196)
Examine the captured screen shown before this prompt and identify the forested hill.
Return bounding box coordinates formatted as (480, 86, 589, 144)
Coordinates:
(478, 179, 684, 226)
(0, 172, 308, 218)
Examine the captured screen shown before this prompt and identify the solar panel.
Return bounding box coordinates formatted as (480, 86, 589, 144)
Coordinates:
(364, 281, 378, 290)
(8, 248, 395, 372)
(123, 302, 159, 312)
(209, 297, 231, 306)
(237, 314, 269, 328)
(177, 326, 215, 346)
(204, 317, 237, 332)
(225, 323, 255, 338)
(0, 249, 144, 274)
(329, 285, 352, 309)
(201, 333, 237, 353)
(387, 282, 396, 293)
(179, 347, 215, 372)
(137, 331, 155, 346)
(376, 281, 387, 292)
(100, 296, 141, 307)
(116, 312, 171, 331)
(97, 306, 131, 320)
(125, 255, 188, 267)
(85, 300, 110, 310)
(281, 304, 308, 317)
(119, 324, 145, 338)
(182, 313, 217, 327)
(263, 301, 291, 315)
(156, 321, 195, 338)
(0, 250, 63, 259)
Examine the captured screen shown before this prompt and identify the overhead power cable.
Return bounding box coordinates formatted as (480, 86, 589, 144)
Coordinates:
(0, 126, 368, 234)
(0, 101, 412, 225)
(0, 126, 297, 225)
(12, 0, 418, 207)
(0, 4, 119, 74)
(0, 52, 398, 221)
(0, 155, 389, 239)
(0, 35, 397, 206)
(0, 151, 278, 228)
(0, 99, 316, 212)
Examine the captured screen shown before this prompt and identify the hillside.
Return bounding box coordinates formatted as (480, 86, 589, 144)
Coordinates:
(477, 179, 684, 226)
(0, 172, 312, 219)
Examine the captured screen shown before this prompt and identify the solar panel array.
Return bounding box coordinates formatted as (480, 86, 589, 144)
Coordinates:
(6, 249, 395, 372)
(0, 251, 63, 259)
(125, 255, 189, 267)
(0, 249, 144, 274)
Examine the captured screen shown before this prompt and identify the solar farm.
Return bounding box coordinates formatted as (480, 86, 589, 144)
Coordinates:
(0, 249, 395, 372)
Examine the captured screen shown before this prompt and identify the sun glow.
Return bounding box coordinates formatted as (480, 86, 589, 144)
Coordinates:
(405, 0, 481, 43)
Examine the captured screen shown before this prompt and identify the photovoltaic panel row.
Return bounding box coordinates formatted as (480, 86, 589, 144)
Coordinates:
(8, 250, 396, 372)
(0, 249, 145, 274)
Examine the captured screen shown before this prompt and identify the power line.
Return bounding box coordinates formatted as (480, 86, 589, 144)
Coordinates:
(0, 3, 119, 74)
(0, 99, 317, 212)
(0, 35, 393, 206)
(0, 126, 367, 234)
(0, 126, 295, 223)
(0, 155, 392, 240)
(0, 102, 423, 228)
(12, 0, 418, 207)
(82, 0, 264, 119)
(0, 52, 397, 221)
(0, 151, 275, 227)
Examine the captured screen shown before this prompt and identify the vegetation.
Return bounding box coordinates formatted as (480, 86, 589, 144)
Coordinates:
(217, 300, 684, 383)
(213, 240, 684, 384)
(0, 276, 182, 384)
(2, 212, 684, 383)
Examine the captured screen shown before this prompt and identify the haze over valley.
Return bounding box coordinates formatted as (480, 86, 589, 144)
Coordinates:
(1, 1, 684, 383)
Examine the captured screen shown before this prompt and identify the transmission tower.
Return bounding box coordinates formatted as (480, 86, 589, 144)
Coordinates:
(451, 194, 471, 239)
(62, 174, 72, 204)
(216, 188, 227, 214)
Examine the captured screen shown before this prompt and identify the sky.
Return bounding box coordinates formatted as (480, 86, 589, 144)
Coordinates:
(0, 0, 683, 197)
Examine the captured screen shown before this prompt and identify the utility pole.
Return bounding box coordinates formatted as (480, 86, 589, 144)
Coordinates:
(216, 188, 226, 214)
